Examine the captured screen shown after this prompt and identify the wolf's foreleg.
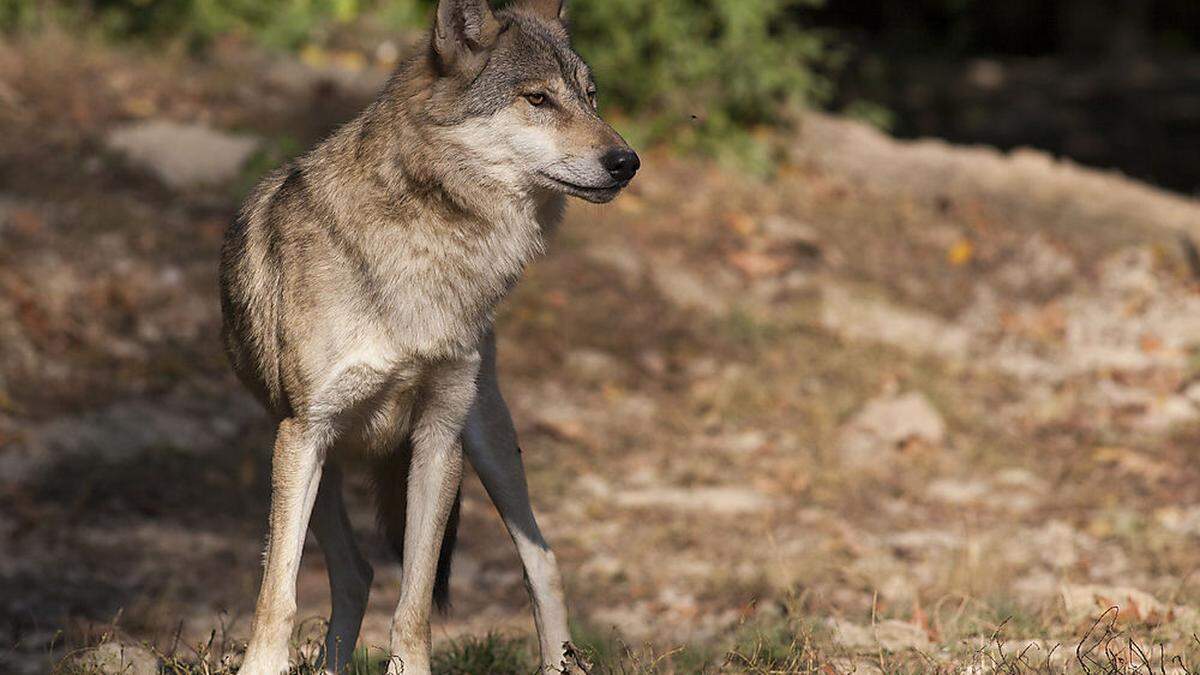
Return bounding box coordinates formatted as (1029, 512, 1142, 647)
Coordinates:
(387, 355, 480, 675)
(311, 461, 374, 674)
(464, 333, 575, 673)
(241, 418, 328, 675)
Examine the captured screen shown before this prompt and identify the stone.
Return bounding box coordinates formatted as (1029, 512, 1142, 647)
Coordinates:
(106, 120, 260, 189)
(614, 486, 773, 515)
(821, 284, 970, 359)
(829, 618, 931, 652)
(73, 643, 158, 675)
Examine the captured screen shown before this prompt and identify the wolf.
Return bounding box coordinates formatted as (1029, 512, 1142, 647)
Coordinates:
(218, 0, 640, 672)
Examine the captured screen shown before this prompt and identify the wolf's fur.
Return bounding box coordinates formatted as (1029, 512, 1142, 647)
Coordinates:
(219, 1, 638, 673)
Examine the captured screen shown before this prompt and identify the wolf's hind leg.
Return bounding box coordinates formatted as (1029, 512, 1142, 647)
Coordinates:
(241, 418, 327, 675)
(464, 332, 574, 673)
(311, 461, 373, 674)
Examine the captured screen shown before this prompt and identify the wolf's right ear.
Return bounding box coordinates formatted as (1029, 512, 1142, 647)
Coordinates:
(433, 0, 501, 72)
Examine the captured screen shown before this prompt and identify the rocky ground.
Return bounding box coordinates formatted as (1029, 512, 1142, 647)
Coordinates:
(5, 32, 1200, 674)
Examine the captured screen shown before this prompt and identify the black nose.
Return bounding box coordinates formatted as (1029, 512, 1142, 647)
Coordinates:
(601, 148, 640, 183)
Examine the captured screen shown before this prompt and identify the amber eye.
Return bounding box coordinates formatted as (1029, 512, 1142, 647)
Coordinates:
(524, 92, 547, 107)
(587, 89, 597, 107)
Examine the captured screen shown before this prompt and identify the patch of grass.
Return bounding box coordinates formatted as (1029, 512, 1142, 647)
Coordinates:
(723, 618, 828, 674)
(430, 633, 535, 675)
(51, 604, 1200, 674)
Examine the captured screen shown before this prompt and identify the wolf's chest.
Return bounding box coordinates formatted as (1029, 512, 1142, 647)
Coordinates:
(362, 212, 546, 355)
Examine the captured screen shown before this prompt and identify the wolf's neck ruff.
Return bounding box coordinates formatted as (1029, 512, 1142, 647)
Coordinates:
(281, 71, 561, 362)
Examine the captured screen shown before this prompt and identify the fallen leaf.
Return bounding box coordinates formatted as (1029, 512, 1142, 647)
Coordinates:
(725, 212, 757, 237)
(1092, 447, 1170, 482)
(948, 239, 974, 266)
(1139, 334, 1164, 353)
(728, 250, 791, 278)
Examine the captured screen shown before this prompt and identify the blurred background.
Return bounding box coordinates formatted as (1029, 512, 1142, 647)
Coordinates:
(2, 1, 1200, 672)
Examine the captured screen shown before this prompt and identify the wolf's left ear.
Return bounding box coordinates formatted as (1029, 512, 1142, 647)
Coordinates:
(433, 0, 501, 71)
(517, 0, 566, 21)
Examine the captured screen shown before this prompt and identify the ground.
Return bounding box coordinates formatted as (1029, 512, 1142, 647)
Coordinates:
(4, 32, 1200, 674)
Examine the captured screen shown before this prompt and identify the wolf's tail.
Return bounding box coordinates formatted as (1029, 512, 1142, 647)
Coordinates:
(371, 438, 462, 612)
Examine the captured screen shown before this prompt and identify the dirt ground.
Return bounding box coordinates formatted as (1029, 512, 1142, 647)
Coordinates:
(5, 33, 1200, 673)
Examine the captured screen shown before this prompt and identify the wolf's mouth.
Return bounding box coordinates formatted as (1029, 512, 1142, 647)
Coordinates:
(538, 173, 629, 203)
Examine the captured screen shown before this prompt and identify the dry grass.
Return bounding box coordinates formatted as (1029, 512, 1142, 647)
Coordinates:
(48, 605, 1200, 674)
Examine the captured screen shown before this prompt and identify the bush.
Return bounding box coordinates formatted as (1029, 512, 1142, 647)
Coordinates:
(569, 0, 831, 149)
(93, 0, 388, 49)
(1, 0, 834, 154)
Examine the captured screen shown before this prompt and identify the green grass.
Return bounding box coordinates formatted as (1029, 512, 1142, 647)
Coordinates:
(430, 633, 535, 675)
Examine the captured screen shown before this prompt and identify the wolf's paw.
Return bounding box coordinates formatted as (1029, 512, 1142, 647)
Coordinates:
(555, 642, 592, 674)
(238, 649, 290, 675)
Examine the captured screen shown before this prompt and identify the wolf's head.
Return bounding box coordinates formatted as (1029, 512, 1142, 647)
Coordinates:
(419, 0, 640, 204)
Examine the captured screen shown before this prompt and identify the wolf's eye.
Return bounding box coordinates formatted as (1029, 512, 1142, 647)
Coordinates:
(587, 89, 597, 107)
(523, 93, 547, 107)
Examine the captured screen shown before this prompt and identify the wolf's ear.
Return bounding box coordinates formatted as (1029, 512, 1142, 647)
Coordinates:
(433, 0, 501, 71)
(517, 0, 566, 21)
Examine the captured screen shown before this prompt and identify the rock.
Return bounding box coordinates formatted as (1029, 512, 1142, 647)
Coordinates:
(522, 384, 598, 446)
(885, 529, 963, 555)
(993, 247, 1200, 384)
(1158, 506, 1200, 536)
(613, 486, 773, 515)
(838, 392, 947, 468)
(576, 473, 613, 498)
(586, 242, 645, 286)
(926, 479, 990, 505)
(1023, 521, 1094, 570)
(847, 554, 917, 604)
(590, 603, 655, 640)
(1011, 572, 1061, 602)
(564, 349, 627, 381)
(73, 642, 158, 675)
(793, 113, 1200, 239)
(720, 430, 769, 455)
(1137, 395, 1199, 432)
(760, 216, 820, 251)
(106, 120, 260, 189)
(821, 284, 970, 359)
(852, 392, 947, 447)
(650, 264, 728, 316)
(994, 468, 1044, 490)
(826, 658, 885, 675)
(1060, 585, 1181, 626)
(994, 233, 1077, 296)
(967, 59, 1006, 89)
(828, 618, 931, 652)
(580, 554, 624, 580)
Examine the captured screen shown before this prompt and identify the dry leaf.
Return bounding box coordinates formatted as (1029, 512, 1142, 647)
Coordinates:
(729, 250, 790, 278)
(948, 239, 974, 266)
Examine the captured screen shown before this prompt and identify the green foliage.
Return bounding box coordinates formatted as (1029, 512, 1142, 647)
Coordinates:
(0, 0, 834, 155)
(84, 0, 390, 49)
(569, 0, 831, 146)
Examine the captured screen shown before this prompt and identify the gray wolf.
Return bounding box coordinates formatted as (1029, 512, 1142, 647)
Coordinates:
(218, 0, 639, 672)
